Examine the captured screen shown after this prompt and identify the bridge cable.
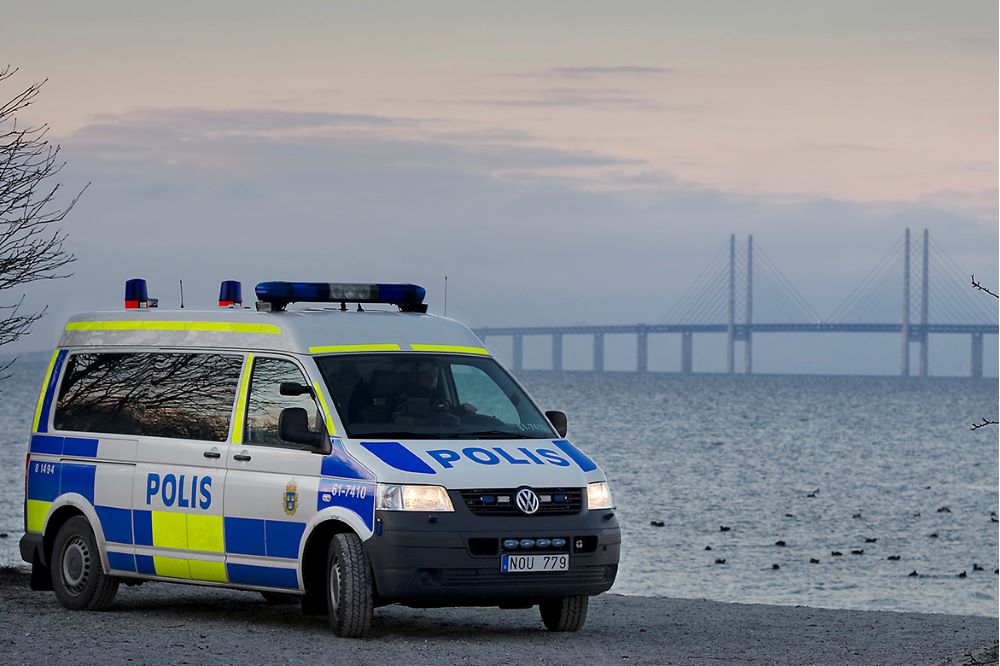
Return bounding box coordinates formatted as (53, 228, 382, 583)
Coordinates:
(827, 235, 905, 323)
(753, 243, 824, 323)
(661, 242, 730, 324)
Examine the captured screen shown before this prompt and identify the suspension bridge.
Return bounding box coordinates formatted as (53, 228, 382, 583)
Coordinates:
(472, 229, 998, 377)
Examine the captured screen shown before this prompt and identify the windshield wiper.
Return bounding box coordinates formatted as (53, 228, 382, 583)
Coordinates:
(352, 431, 446, 440)
(458, 430, 540, 440)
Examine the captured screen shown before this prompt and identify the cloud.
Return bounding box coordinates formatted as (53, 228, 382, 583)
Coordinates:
(71, 107, 641, 174)
(11, 104, 993, 378)
(79, 107, 422, 142)
(424, 127, 536, 144)
(799, 142, 889, 154)
(499, 65, 678, 79)
(458, 88, 663, 110)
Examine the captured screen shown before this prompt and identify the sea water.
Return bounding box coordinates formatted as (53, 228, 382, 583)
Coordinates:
(1, 360, 996, 616)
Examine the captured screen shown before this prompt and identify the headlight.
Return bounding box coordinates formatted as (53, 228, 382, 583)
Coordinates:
(587, 481, 614, 510)
(376, 484, 454, 512)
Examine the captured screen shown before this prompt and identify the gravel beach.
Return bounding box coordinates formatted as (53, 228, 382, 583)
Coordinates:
(0, 569, 995, 665)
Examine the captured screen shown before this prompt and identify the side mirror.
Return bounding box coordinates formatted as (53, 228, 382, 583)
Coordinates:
(545, 410, 568, 438)
(280, 382, 314, 397)
(278, 407, 328, 452)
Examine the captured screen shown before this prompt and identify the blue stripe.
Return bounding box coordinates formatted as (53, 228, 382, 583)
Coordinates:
(107, 551, 136, 572)
(552, 439, 597, 472)
(63, 437, 99, 458)
(135, 554, 156, 575)
(27, 460, 61, 501)
(320, 438, 375, 480)
(224, 517, 266, 556)
(132, 510, 153, 546)
(317, 479, 376, 532)
(36, 350, 67, 434)
(96, 506, 133, 544)
(265, 521, 305, 559)
(30, 435, 63, 455)
(360, 441, 435, 474)
(60, 463, 96, 504)
(226, 563, 298, 589)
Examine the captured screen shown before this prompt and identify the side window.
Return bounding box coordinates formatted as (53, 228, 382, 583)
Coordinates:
(451, 364, 519, 424)
(55, 352, 242, 442)
(244, 357, 323, 448)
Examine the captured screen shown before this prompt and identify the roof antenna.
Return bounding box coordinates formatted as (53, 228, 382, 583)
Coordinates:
(179, 280, 185, 309)
(444, 275, 448, 317)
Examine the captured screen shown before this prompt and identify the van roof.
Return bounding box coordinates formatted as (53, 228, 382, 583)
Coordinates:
(58, 308, 489, 356)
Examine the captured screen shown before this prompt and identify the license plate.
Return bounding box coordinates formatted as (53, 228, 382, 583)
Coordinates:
(500, 553, 569, 573)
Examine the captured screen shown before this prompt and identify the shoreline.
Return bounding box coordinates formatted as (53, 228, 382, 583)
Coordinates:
(1, 568, 995, 665)
(2, 560, 996, 620)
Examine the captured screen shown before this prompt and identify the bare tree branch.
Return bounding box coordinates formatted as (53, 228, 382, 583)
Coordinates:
(971, 275, 999, 299)
(0, 65, 81, 386)
(971, 417, 999, 431)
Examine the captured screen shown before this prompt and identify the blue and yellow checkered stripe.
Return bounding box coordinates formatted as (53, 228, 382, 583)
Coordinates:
(26, 456, 301, 589)
(104, 512, 302, 588)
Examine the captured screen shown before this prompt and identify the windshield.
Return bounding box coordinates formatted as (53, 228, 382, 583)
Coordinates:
(315, 353, 556, 440)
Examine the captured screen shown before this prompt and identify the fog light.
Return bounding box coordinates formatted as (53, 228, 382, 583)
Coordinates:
(519, 539, 535, 548)
(575, 539, 584, 550)
(502, 539, 519, 550)
(551, 538, 567, 549)
(536, 538, 551, 548)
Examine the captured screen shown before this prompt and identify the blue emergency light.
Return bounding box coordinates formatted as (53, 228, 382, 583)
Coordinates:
(124, 278, 148, 309)
(255, 282, 427, 312)
(219, 280, 242, 307)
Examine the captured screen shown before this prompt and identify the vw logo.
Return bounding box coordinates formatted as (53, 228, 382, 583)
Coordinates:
(515, 488, 540, 515)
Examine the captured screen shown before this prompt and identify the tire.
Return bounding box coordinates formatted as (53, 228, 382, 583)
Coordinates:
(260, 591, 298, 605)
(325, 532, 374, 638)
(539, 595, 588, 632)
(50, 516, 119, 611)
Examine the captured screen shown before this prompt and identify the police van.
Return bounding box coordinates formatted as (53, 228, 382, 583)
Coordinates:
(21, 279, 620, 637)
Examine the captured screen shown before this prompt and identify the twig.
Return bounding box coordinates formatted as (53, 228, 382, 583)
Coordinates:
(0, 64, 80, 377)
(970, 417, 999, 431)
(971, 275, 999, 299)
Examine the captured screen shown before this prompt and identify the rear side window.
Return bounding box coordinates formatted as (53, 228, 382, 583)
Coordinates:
(54, 352, 242, 442)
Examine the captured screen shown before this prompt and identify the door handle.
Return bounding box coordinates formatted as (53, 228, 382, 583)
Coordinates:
(233, 453, 252, 462)
(203, 451, 221, 459)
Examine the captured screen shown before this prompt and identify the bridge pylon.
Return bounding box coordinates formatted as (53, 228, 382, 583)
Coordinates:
(900, 228, 931, 376)
(725, 233, 754, 374)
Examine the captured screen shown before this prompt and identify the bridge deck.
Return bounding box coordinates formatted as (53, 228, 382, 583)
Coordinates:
(474, 323, 998, 336)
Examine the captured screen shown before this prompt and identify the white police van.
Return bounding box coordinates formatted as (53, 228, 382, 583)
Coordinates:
(21, 279, 620, 637)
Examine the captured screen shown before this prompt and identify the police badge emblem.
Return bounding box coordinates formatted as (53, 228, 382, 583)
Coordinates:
(283, 480, 299, 516)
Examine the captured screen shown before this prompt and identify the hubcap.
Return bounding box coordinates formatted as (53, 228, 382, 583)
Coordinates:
(61, 536, 90, 595)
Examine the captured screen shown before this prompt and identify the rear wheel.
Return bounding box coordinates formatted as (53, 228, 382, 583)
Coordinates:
(325, 532, 374, 637)
(50, 516, 119, 611)
(539, 595, 588, 632)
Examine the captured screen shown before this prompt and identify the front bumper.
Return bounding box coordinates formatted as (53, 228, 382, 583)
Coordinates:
(364, 499, 621, 607)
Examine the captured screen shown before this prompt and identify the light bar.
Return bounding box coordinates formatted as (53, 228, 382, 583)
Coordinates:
(255, 282, 427, 312)
(124, 278, 148, 309)
(219, 280, 242, 307)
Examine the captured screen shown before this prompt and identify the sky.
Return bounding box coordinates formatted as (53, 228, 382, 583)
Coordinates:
(2, 1, 998, 375)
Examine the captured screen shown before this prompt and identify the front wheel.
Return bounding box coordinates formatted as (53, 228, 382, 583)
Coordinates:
(326, 532, 374, 637)
(539, 595, 588, 632)
(51, 516, 119, 611)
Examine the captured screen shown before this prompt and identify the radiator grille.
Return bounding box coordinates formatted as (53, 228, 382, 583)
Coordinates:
(459, 488, 583, 516)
